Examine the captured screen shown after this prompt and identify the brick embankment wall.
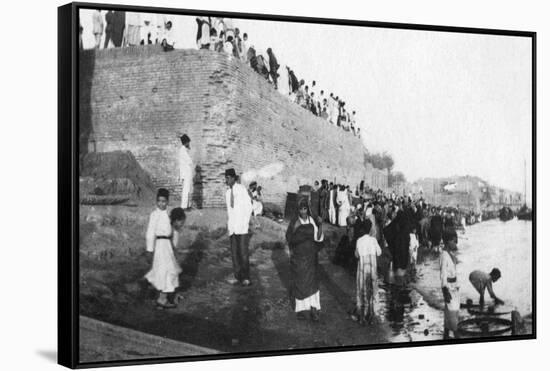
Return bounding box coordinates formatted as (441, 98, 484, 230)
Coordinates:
(80, 46, 370, 207)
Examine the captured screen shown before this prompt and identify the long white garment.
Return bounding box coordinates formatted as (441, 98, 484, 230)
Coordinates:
(179, 146, 193, 208)
(145, 208, 182, 292)
(440, 250, 460, 311)
(328, 189, 336, 224)
(92, 11, 104, 35)
(251, 190, 263, 216)
(225, 183, 253, 235)
(409, 233, 419, 265)
(355, 235, 381, 310)
(295, 291, 320, 312)
(337, 190, 350, 227)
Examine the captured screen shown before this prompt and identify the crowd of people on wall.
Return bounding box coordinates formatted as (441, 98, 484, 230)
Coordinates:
(80, 10, 177, 50)
(285, 74, 360, 136)
(80, 11, 362, 137)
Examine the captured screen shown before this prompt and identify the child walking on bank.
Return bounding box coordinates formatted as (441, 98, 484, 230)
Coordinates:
(145, 188, 186, 309)
(355, 219, 382, 324)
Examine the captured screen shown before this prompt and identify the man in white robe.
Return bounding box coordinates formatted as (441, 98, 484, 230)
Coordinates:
(92, 10, 104, 49)
(179, 134, 193, 209)
(125, 12, 142, 46)
(225, 168, 253, 286)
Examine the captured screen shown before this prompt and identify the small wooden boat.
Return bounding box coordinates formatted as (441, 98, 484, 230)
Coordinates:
(517, 204, 532, 221)
(499, 207, 514, 222)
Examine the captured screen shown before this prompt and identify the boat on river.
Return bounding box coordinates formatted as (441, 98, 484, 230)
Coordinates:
(499, 207, 514, 222)
(517, 204, 532, 221)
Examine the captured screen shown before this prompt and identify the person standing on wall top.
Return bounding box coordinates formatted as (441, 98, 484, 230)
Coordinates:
(267, 48, 280, 90)
(161, 21, 175, 51)
(179, 134, 193, 210)
(112, 10, 126, 47)
(104, 10, 115, 48)
(92, 9, 104, 49)
(125, 12, 142, 46)
(241, 33, 249, 61)
(225, 168, 253, 287)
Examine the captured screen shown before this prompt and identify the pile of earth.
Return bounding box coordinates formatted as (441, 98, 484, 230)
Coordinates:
(80, 151, 156, 205)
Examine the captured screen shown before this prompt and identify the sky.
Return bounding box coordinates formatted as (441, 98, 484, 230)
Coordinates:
(80, 10, 533, 201)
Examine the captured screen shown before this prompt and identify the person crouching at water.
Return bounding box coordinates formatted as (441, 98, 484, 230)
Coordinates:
(145, 189, 185, 309)
(286, 199, 324, 322)
(469, 269, 504, 307)
(440, 236, 460, 339)
(355, 219, 382, 324)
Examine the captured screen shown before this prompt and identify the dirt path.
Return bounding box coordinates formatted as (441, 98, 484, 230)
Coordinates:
(79, 207, 390, 360)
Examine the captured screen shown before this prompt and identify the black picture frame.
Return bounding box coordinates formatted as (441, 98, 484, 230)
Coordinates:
(58, 2, 536, 369)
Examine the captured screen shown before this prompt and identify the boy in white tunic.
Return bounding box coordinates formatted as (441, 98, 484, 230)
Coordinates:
(145, 189, 185, 309)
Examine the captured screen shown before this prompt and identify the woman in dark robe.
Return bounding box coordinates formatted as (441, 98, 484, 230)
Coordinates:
(319, 180, 329, 222)
(442, 215, 458, 247)
(383, 209, 410, 282)
(286, 199, 324, 321)
(429, 208, 444, 249)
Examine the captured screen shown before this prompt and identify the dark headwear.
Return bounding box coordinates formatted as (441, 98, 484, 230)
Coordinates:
(225, 168, 237, 178)
(157, 188, 169, 199)
(170, 207, 186, 222)
(180, 134, 190, 145)
(490, 268, 501, 279)
(298, 198, 308, 208)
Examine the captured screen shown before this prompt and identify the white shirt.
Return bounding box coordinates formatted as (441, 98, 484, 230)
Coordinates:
(179, 146, 193, 180)
(161, 28, 176, 46)
(145, 208, 173, 252)
(225, 183, 253, 235)
(223, 41, 234, 55)
(356, 235, 381, 260)
(337, 189, 350, 207)
(440, 250, 457, 289)
(126, 12, 142, 27)
(409, 233, 419, 251)
(92, 11, 104, 34)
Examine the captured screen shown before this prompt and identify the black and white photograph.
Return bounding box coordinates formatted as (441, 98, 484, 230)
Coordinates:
(60, 2, 535, 368)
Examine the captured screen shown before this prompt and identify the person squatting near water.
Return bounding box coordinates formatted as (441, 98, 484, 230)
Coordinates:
(144, 188, 186, 309)
(286, 198, 324, 322)
(469, 269, 504, 307)
(225, 168, 253, 287)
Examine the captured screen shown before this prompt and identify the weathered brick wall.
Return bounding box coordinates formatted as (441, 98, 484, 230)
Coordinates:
(80, 46, 372, 207)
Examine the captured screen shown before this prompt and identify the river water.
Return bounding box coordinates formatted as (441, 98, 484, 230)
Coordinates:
(375, 218, 533, 343)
